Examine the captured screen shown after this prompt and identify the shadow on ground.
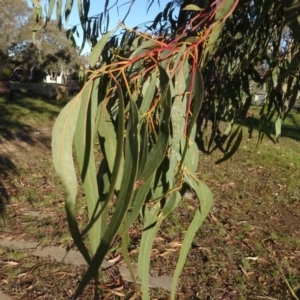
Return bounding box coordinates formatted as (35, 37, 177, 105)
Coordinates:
(0, 90, 67, 143)
(239, 109, 300, 142)
(0, 154, 17, 216)
(0, 91, 68, 213)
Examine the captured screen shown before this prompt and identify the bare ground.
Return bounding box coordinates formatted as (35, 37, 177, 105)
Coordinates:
(0, 115, 300, 299)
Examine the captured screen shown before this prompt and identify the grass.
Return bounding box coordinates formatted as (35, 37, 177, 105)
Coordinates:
(1, 94, 300, 299)
(0, 93, 72, 246)
(0, 91, 66, 129)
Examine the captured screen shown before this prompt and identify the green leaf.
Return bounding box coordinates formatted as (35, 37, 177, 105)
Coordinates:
(138, 193, 181, 300)
(275, 116, 281, 140)
(83, 0, 90, 21)
(215, 0, 236, 22)
(178, 65, 203, 176)
(64, 0, 73, 23)
(119, 174, 153, 236)
(187, 66, 204, 138)
(160, 191, 182, 219)
(181, 133, 199, 174)
(31, 0, 42, 7)
(98, 102, 124, 190)
(140, 72, 157, 116)
(152, 12, 162, 30)
(78, 0, 84, 20)
(182, 4, 202, 11)
(138, 121, 149, 176)
(74, 79, 101, 256)
(170, 44, 186, 78)
(138, 86, 171, 183)
(168, 58, 187, 184)
(92, 19, 98, 41)
(163, 2, 173, 20)
(79, 78, 126, 240)
(121, 232, 138, 291)
(202, 0, 237, 65)
(171, 174, 213, 300)
(272, 66, 280, 87)
(52, 95, 92, 265)
(66, 28, 76, 47)
(47, 0, 56, 21)
(56, 0, 62, 29)
(89, 31, 112, 67)
(138, 202, 161, 300)
(129, 40, 158, 61)
(73, 98, 139, 299)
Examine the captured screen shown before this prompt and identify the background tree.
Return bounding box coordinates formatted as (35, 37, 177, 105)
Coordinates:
(30, 0, 300, 298)
(0, 0, 31, 75)
(34, 20, 87, 80)
(0, 0, 85, 82)
(9, 18, 87, 82)
(0, 0, 30, 56)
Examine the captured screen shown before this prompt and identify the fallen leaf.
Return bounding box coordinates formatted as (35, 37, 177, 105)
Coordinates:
(108, 288, 125, 297)
(103, 291, 113, 300)
(5, 261, 19, 266)
(245, 256, 258, 261)
(107, 254, 121, 263)
(167, 242, 182, 248)
(129, 292, 139, 300)
(17, 272, 27, 278)
(66, 289, 73, 297)
(239, 265, 250, 279)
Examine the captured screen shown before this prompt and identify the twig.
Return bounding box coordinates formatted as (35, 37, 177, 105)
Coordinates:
(273, 257, 300, 300)
(253, 296, 279, 300)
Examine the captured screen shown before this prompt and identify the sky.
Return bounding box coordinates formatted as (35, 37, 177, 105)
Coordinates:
(26, 0, 175, 54)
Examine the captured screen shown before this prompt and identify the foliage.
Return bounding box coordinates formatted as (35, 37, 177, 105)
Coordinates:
(31, 0, 300, 298)
(0, 0, 31, 75)
(11, 20, 87, 81)
(35, 21, 87, 76)
(52, 26, 214, 298)
(0, 0, 30, 57)
(0, 66, 13, 80)
(0, 0, 86, 82)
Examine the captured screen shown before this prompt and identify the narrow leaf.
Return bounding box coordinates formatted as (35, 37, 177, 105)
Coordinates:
(138, 202, 161, 300)
(47, 0, 56, 21)
(275, 116, 281, 140)
(182, 4, 202, 11)
(171, 174, 213, 299)
(56, 0, 62, 29)
(74, 79, 100, 256)
(89, 31, 112, 67)
(73, 98, 139, 299)
(64, 0, 74, 23)
(52, 96, 92, 265)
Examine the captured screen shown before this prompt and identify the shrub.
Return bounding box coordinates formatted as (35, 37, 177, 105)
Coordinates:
(0, 66, 13, 80)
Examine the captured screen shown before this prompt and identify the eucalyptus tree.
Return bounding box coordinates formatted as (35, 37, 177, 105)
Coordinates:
(30, 0, 300, 298)
(36, 20, 87, 79)
(0, 0, 31, 71)
(10, 18, 87, 82)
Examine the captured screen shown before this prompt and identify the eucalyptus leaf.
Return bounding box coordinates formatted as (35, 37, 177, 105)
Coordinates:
(89, 31, 112, 67)
(182, 4, 202, 11)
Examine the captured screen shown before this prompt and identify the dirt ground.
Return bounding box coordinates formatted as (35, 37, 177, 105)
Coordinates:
(1, 114, 300, 299)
